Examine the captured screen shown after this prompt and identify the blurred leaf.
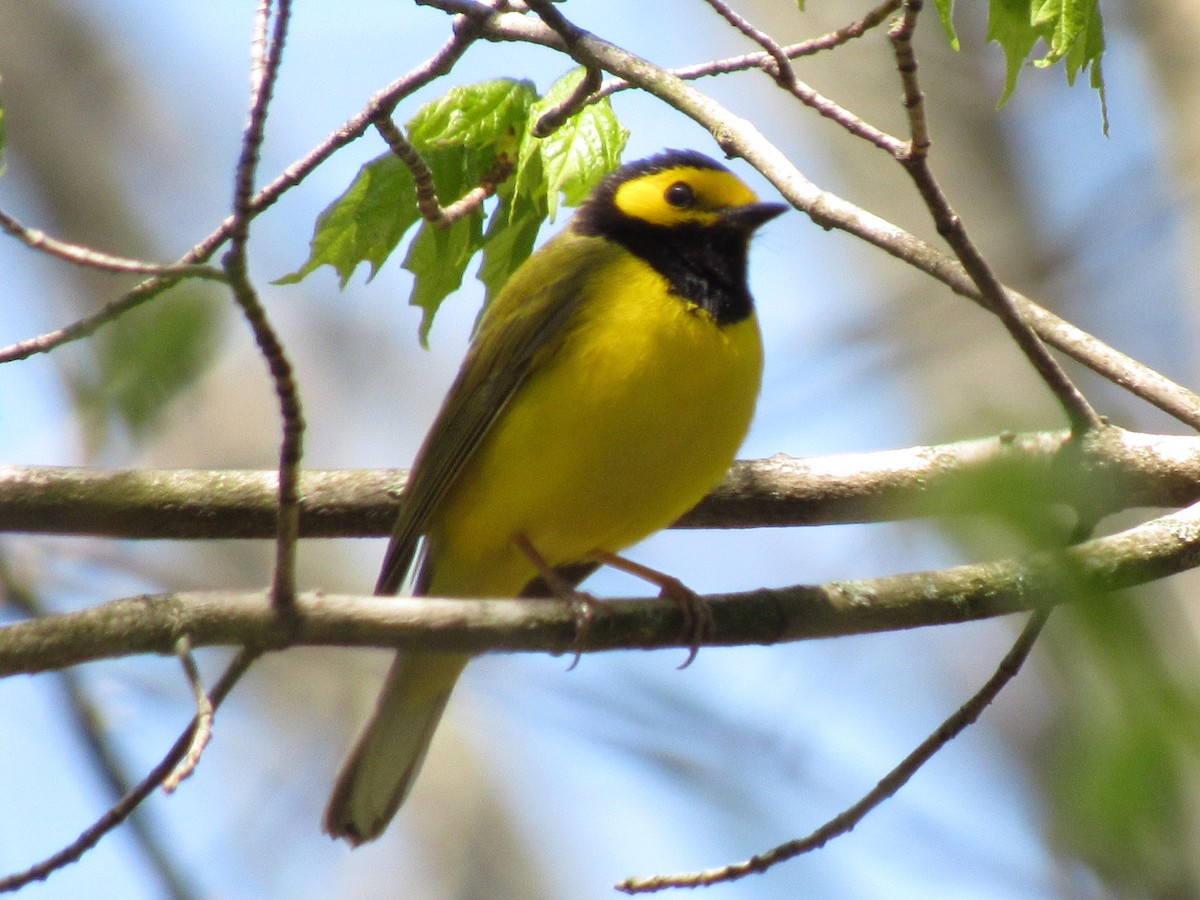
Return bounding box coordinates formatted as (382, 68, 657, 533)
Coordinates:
(275, 153, 420, 286)
(987, 0, 1106, 127)
(75, 286, 220, 440)
(933, 0, 960, 50)
(0, 92, 6, 175)
(1046, 597, 1200, 895)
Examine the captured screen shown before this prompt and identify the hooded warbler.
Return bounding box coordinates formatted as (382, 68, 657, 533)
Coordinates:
(325, 149, 785, 844)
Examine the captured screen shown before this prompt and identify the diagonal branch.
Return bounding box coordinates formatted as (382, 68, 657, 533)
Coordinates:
(0, 21, 486, 367)
(617, 607, 1053, 892)
(887, 3, 1101, 434)
(0, 649, 256, 894)
(0, 560, 201, 900)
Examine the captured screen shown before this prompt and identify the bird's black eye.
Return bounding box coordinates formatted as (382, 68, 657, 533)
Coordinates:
(665, 181, 695, 208)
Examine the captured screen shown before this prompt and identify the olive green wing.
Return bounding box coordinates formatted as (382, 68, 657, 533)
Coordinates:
(375, 230, 613, 595)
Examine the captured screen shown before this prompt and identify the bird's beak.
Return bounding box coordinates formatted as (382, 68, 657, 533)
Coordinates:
(723, 202, 788, 232)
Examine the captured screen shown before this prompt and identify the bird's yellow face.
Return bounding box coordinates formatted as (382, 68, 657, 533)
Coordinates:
(572, 150, 785, 326)
(612, 166, 761, 228)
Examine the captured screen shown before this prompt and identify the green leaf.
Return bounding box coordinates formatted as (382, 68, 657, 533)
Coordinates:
(477, 179, 546, 310)
(517, 68, 628, 220)
(988, 0, 1044, 106)
(278, 74, 627, 342)
(277, 80, 534, 289)
(399, 145, 493, 339)
(987, 0, 1107, 122)
(932, 0, 960, 50)
(403, 212, 483, 346)
(408, 79, 536, 150)
(0, 93, 6, 176)
(276, 153, 420, 286)
(76, 286, 221, 440)
(1046, 598, 1200, 895)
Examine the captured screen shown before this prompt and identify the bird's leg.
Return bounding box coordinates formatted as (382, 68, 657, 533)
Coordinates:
(512, 533, 599, 671)
(591, 552, 714, 669)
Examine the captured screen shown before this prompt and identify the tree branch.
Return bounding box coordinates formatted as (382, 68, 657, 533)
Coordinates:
(4, 490, 1200, 675)
(1, 428, 1198, 539)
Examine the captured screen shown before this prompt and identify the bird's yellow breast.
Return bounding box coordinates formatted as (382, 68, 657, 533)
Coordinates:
(425, 246, 763, 598)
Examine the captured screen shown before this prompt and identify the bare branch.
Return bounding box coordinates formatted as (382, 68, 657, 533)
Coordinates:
(222, 0, 304, 617)
(4, 493, 1200, 674)
(161, 637, 213, 792)
(1, 428, 1197, 539)
(886, 4, 1102, 434)
(618, 608, 1051, 892)
(0, 650, 256, 893)
(594, 0, 903, 100)
(700, 0, 796, 88)
(0, 22, 486, 368)
(0, 207, 225, 281)
(0, 560, 200, 900)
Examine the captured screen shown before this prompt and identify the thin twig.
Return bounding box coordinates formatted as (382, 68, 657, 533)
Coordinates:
(162, 637, 214, 792)
(374, 118, 515, 227)
(0, 24, 486, 367)
(780, 75, 905, 154)
(0, 560, 200, 900)
(532, 66, 601, 137)
(0, 649, 257, 894)
(593, 0, 903, 101)
(701, 0, 796, 88)
(374, 117, 443, 218)
(0, 208, 225, 280)
(618, 608, 1051, 892)
(886, 3, 1101, 434)
(221, 0, 305, 617)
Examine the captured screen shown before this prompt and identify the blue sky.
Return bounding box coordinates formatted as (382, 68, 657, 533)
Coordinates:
(1, 3, 1190, 898)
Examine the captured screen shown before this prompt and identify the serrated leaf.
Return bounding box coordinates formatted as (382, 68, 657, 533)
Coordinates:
(988, 0, 1043, 105)
(277, 153, 419, 286)
(408, 79, 536, 150)
(278, 75, 629, 344)
(988, 0, 1107, 120)
(404, 213, 483, 345)
(398, 145, 495, 339)
(477, 182, 546, 310)
(933, 0, 959, 50)
(517, 68, 628, 220)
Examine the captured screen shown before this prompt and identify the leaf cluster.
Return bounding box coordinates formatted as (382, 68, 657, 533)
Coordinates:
(280, 71, 627, 342)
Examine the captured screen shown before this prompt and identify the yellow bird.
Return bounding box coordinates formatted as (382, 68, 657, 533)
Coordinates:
(325, 149, 785, 844)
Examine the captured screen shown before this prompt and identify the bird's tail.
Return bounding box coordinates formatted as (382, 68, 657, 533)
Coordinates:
(324, 652, 469, 844)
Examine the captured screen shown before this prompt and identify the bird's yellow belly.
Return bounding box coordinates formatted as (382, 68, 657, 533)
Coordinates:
(426, 258, 763, 598)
